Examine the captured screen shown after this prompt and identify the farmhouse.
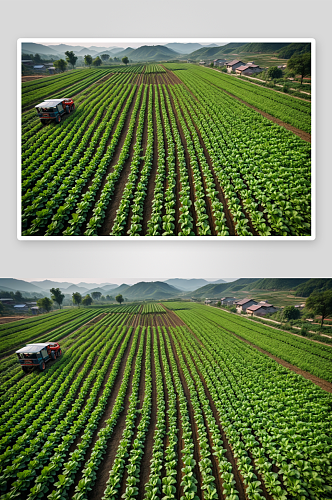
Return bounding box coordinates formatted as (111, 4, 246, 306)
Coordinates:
(220, 297, 237, 305)
(14, 304, 30, 312)
(22, 60, 34, 66)
(33, 65, 46, 70)
(199, 61, 206, 66)
(0, 298, 14, 305)
(246, 301, 278, 317)
(226, 60, 245, 73)
(235, 64, 263, 76)
(235, 298, 257, 313)
(214, 59, 227, 67)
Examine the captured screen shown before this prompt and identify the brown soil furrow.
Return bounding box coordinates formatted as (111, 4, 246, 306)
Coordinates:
(182, 332, 247, 500)
(164, 85, 198, 235)
(174, 91, 217, 236)
(98, 85, 147, 235)
(116, 327, 147, 500)
(204, 76, 311, 142)
(78, 83, 138, 208)
(67, 326, 139, 499)
(201, 310, 332, 393)
(141, 85, 161, 235)
(163, 327, 203, 499)
(160, 84, 181, 235)
(231, 331, 332, 393)
(138, 331, 157, 497)
(123, 84, 152, 236)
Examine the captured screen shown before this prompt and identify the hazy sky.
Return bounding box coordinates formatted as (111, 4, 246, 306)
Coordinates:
(23, 278, 237, 285)
(46, 40, 226, 49)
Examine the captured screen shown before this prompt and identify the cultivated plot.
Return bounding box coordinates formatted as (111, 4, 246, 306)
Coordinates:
(20, 63, 312, 238)
(0, 304, 331, 500)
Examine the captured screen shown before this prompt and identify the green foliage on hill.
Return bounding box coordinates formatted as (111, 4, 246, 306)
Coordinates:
(246, 278, 309, 291)
(238, 42, 289, 53)
(294, 279, 332, 297)
(277, 43, 311, 59)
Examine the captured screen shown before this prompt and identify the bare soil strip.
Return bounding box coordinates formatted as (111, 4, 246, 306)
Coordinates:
(98, 85, 146, 235)
(68, 324, 140, 498)
(201, 309, 332, 394)
(201, 75, 311, 143)
(164, 326, 203, 500)
(165, 86, 198, 235)
(138, 330, 157, 497)
(141, 85, 161, 234)
(231, 331, 332, 393)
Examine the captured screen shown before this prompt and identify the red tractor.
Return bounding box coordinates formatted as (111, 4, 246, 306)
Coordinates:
(35, 98, 75, 125)
(16, 341, 62, 373)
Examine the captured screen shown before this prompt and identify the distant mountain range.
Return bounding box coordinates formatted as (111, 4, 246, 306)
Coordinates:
(1, 278, 328, 301)
(21, 41, 308, 62)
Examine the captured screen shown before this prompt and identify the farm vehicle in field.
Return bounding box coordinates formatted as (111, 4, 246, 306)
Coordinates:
(16, 341, 62, 373)
(35, 98, 75, 124)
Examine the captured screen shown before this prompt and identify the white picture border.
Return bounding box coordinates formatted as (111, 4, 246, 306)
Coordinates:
(17, 37, 316, 241)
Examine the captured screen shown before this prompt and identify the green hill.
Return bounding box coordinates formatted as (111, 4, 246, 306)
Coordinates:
(294, 279, 332, 297)
(238, 42, 289, 54)
(118, 45, 179, 62)
(189, 278, 259, 299)
(277, 43, 311, 59)
(124, 281, 181, 300)
(246, 278, 308, 291)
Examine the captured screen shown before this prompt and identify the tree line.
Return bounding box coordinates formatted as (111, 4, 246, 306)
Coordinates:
(53, 51, 129, 72)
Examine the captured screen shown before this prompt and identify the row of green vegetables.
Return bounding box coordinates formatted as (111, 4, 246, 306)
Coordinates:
(177, 73, 311, 235)
(22, 78, 137, 235)
(22, 68, 113, 108)
(0, 315, 131, 498)
(173, 309, 332, 500)
(188, 65, 311, 133)
(200, 306, 332, 381)
(0, 308, 99, 356)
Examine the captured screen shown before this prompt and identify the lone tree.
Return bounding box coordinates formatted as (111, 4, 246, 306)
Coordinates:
(101, 54, 110, 62)
(84, 54, 93, 68)
(282, 305, 301, 321)
(306, 290, 332, 327)
(37, 297, 53, 312)
(122, 56, 129, 66)
(267, 66, 283, 80)
(287, 52, 311, 85)
(92, 56, 102, 67)
(82, 294, 93, 306)
(50, 288, 65, 309)
(72, 292, 82, 308)
(116, 294, 124, 305)
(14, 291, 23, 302)
(65, 50, 78, 69)
(91, 291, 102, 301)
(54, 59, 67, 72)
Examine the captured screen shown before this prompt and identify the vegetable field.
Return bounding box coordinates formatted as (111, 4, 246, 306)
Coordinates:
(1, 303, 331, 500)
(21, 64, 312, 237)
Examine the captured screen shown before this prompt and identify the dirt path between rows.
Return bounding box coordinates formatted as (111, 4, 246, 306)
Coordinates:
(232, 331, 332, 393)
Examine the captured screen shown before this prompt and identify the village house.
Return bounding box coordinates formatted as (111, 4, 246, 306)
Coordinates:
(199, 60, 206, 66)
(226, 60, 245, 73)
(220, 297, 237, 305)
(13, 304, 30, 313)
(22, 60, 34, 66)
(235, 298, 257, 313)
(235, 63, 263, 76)
(246, 301, 278, 317)
(0, 297, 14, 305)
(213, 58, 227, 67)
